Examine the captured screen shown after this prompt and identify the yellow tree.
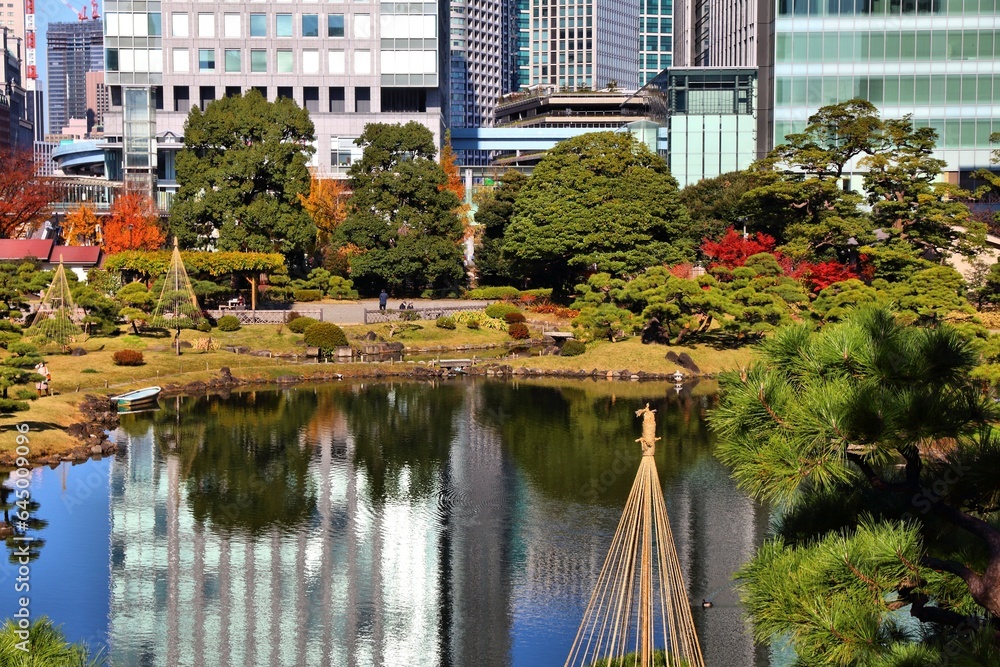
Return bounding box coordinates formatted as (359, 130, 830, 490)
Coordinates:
(64, 202, 101, 246)
(103, 190, 166, 253)
(299, 176, 350, 243)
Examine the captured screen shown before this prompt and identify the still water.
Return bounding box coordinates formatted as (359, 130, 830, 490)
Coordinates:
(2, 379, 771, 666)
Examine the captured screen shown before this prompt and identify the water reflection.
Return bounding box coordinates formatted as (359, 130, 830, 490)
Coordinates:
(98, 380, 773, 666)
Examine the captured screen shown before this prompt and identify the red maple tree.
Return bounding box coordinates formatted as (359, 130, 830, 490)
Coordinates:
(700, 227, 777, 269)
(0, 146, 55, 238)
(792, 260, 859, 293)
(102, 190, 166, 253)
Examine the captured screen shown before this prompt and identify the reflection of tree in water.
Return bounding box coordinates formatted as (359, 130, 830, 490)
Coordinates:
(476, 382, 717, 504)
(330, 382, 464, 502)
(154, 391, 319, 535)
(0, 484, 47, 563)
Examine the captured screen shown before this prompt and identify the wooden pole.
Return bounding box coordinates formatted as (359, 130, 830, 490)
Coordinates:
(640, 465, 652, 667)
(250, 275, 258, 311)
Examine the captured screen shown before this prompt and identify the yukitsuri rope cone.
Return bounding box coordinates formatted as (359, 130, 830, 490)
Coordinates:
(564, 404, 706, 667)
(25, 260, 83, 345)
(151, 238, 204, 331)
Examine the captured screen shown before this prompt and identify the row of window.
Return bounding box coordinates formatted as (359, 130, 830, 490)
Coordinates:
(777, 30, 1000, 62)
(172, 47, 373, 75)
(778, 0, 998, 16)
(170, 85, 372, 114)
(105, 12, 163, 37)
(776, 73, 1000, 106)
(170, 12, 363, 39)
(775, 117, 1000, 149)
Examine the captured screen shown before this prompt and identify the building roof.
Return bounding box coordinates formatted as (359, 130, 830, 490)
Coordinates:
(0, 239, 102, 265)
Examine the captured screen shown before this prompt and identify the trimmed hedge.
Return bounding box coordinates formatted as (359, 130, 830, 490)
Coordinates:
(466, 319, 480, 330)
(504, 311, 526, 324)
(288, 316, 318, 333)
(303, 322, 349, 351)
(467, 286, 521, 300)
(508, 322, 530, 340)
(217, 315, 241, 332)
(112, 349, 145, 366)
(485, 302, 521, 319)
(436, 316, 456, 330)
(560, 339, 586, 356)
(294, 289, 324, 302)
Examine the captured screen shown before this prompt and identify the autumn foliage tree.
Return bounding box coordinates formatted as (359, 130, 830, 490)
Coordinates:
(64, 203, 101, 246)
(299, 177, 350, 244)
(701, 228, 777, 269)
(102, 191, 166, 253)
(0, 146, 54, 238)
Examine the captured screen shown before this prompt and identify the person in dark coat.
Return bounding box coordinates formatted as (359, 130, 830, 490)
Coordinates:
(379, 289, 388, 311)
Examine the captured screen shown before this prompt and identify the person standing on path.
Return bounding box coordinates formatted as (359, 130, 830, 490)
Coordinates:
(379, 289, 388, 311)
(35, 361, 50, 397)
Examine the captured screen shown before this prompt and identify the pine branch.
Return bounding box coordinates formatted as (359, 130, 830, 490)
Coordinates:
(902, 585, 982, 629)
(844, 451, 907, 492)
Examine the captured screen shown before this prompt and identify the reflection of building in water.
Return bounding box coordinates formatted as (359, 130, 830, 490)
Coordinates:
(107, 385, 516, 667)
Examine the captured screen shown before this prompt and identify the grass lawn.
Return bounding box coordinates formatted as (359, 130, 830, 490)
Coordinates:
(342, 321, 509, 348)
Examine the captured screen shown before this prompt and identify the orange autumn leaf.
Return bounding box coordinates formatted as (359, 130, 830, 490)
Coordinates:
(103, 191, 166, 253)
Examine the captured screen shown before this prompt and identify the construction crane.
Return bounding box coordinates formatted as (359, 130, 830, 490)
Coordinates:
(56, 0, 99, 21)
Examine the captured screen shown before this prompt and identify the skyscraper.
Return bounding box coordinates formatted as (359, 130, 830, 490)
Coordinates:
(763, 1, 1000, 180)
(103, 0, 449, 205)
(46, 20, 103, 133)
(517, 0, 672, 91)
(673, 0, 757, 68)
(449, 0, 504, 132)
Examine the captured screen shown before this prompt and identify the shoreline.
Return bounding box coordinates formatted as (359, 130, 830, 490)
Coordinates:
(0, 338, 749, 468)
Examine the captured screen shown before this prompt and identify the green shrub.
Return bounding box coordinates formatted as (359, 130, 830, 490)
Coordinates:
(508, 322, 530, 340)
(303, 322, 349, 351)
(112, 349, 144, 366)
(294, 289, 324, 302)
(327, 276, 359, 300)
(467, 286, 521, 300)
(466, 319, 480, 330)
(560, 339, 586, 356)
(504, 311, 526, 324)
(288, 316, 318, 333)
(521, 288, 553, 300)
(15, 388, 37, 401)
(196, 320, 212, 333)
(82, 368, 99, 373)
(217, 315, 241, 332)
(436, 316, 456, 330)
(485, 302, 521, 319)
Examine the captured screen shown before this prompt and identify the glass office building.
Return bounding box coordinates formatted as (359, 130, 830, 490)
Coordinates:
(771, 0, 1000, 178)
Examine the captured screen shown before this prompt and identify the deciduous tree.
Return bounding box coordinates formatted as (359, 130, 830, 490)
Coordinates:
(103, 191, 165, 253)
(0, 146, 54, 238)
(63, 203, 101, 246)
(299, 176, 350, 243)
(473, 170, 527, 286)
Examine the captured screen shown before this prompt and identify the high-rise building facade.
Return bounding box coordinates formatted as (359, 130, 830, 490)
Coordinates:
(517, 0, 671, 91)
(85, 69, 107, 132)
(1, 0, 25, 83)
(46, 20, 103, 134)
(103, 0, 449, 205)
(764, 1, 1000, 178)
(449, 0, 503, 131)
(673, 0, 755, 68)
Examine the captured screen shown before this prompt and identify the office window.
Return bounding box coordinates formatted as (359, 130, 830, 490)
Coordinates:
(277, 49, 294, 73)
(328, 14, 344, 36)
(303, 49, 320, 73)
(172, 48, 188, 72)
(199, 48, 216, 72)
(277, 86, 293, 100)
(354, 49, 371, 74)
(225, 49, 241, 72)
(355, 86, 370, 112)
(199, 86, 216, 108)
(106, 48, 119, 71)
(331, 136, 358, 172)
(172, 12, 188, 37)
(354, 14, 370, 38)
(225, 86, 242, 98)
(174, 86, 190, 112)
(250, 13, 266, 36)
(329, 49, 345, 73)
(148, 13, 162, 36)
(252, 86, 267, 99)
(198, 13, 214, 37)
(329, 86, 345, 112)
(276, 14, 292, 36)
(303, 14, 319, 36)
(304, 87, 320, 112)
(251, 49, 267, 72)
(224, 13, 240, 37)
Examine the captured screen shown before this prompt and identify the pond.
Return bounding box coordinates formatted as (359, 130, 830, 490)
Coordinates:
(1, 379, 774, 666)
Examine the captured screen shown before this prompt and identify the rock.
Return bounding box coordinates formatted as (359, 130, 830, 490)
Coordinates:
(71, 347, 87, 356)
(364, 331, 379, 341)
(178, 340, 193, 349)
(276, 375, 301, 384)
(677, 352, 701, 374)
(251, 349, 273, 357)
(641, 317, 670, 345)
(665, 350, 680, 363)
(91, 445, 103, 455)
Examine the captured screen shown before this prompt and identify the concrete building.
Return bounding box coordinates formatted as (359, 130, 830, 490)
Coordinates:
(85, 69, 107, 133)
(45, 20, 103, 134)
(0, 0, 24, 83)
(673, 0, 757, 68)
(1, 25, 31, 149)
(449, 0, 504, 132)
(102, 0, 450, 208)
